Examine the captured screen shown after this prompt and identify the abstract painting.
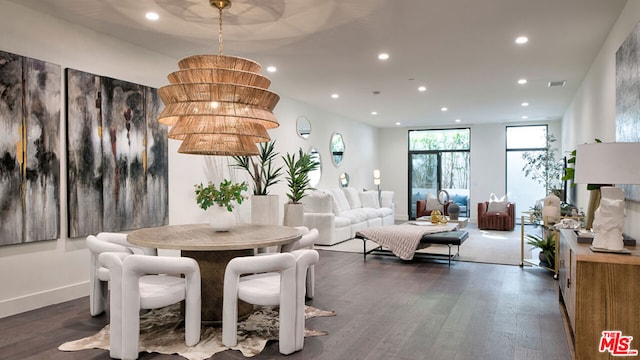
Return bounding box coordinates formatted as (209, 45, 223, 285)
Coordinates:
(615, 20, 640, 202)
(66, 69, 167, 237)
(0, 50, 61, 246)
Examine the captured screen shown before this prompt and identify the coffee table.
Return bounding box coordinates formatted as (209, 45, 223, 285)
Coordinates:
(416, 216, 469, 228)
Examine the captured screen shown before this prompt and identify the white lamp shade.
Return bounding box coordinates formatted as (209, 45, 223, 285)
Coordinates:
(373, 169, 380, 179)
(574, 142, 640, 185)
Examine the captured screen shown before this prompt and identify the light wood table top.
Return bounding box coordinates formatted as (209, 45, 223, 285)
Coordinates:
(128, 223, 301, 251)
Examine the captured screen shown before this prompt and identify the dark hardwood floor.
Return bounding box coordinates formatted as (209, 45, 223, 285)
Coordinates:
(0, 250, 571, 360)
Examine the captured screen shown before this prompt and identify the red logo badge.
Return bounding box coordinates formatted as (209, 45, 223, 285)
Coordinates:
(599, 331, 638, 356)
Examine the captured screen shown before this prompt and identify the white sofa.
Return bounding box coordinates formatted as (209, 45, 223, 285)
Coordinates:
(301, 187, 394, 245)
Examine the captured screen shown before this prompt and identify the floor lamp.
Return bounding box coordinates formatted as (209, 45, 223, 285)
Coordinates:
(373, 170, 381, 204)
(574, 142, 640, 252)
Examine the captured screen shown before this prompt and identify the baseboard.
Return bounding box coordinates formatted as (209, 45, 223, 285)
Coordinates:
(0, 281, 88, 319)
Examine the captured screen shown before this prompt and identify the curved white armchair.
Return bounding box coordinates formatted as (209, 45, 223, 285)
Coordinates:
(99, 253, 201, 360)
(222, 249, 319, 354)
(86, 233, 156, 316)
(283, 227, 319, 299)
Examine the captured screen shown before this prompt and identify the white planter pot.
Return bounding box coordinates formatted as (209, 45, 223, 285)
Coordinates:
(283, 203, 304, 227)
(251, 195, 280, 225)
(208, 206, 236, 232)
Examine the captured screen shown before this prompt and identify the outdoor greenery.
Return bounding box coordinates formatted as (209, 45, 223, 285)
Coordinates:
(282, 148, 320, 204)
(409, 129, 470, 190)
(232, 141, 283, 195)
(194, 179, 248, 212)
(521, 134, 564, 195)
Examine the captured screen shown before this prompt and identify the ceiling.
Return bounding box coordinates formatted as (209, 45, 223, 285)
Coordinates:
(9, 0, 628, 128)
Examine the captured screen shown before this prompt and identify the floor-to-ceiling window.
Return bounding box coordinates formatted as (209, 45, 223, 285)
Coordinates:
(506, 125, 548, 221)
(408, 128, 470, 219)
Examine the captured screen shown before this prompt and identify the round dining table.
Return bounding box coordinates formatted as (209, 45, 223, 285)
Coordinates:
(128, 223, 301, 325)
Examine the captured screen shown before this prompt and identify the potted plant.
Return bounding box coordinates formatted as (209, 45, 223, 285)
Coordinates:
(281, 148, 320, 226)
(194, 179, 248, 231)
(562, 139, 603, 229)
(521, 134, 564, 196)
(525, 232, 556, 269)
(232, 141, 283, 225)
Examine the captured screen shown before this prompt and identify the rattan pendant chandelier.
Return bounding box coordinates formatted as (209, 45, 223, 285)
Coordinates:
(157, 0, 279, 155)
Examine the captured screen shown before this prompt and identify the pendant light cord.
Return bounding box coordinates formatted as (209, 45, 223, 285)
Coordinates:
(218, 6, 224, 55)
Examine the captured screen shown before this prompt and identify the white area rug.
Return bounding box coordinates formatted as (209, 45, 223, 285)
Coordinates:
(316, 224, 534, 266)
(59, 304, 335, 359)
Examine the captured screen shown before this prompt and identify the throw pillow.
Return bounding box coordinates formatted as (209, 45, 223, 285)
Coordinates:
(359, 191, 380, 209)
(341, 187, 362, 209)
(487, 193, 509, 213)
(380, 191, 394, 208)
(425, 193, 444, 212)
(453, 194, 468, 206)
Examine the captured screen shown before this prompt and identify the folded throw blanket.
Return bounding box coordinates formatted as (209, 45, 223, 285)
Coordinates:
(357, 223, 457, 260)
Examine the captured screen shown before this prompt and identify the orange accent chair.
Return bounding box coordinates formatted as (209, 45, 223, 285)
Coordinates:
(477, 201, 515, 231)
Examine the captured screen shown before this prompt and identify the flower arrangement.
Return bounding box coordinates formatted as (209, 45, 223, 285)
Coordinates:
(194, 179, 248, 212)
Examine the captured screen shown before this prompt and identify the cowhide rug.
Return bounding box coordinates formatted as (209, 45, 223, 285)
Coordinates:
(58, 305, 335, 359)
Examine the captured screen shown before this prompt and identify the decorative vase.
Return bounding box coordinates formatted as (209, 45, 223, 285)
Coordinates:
(430, 210, 441, 224)
(283, 203, 304, 227)
(251, 195, 280, 225)
(448, 202, 460, 220)
(209, 205, 236, 232)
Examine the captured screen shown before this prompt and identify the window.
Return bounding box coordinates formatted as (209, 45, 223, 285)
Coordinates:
(408, 129, 470, 219)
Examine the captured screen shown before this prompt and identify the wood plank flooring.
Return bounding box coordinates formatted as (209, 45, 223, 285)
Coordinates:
(0, 250, 571, 360)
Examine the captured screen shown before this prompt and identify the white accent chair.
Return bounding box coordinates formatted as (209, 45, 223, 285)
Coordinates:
(99, 253, 201, 360)
(223, 249, 319, 354)
(282, 227, 319, 299)
(86, 233, 157, 316)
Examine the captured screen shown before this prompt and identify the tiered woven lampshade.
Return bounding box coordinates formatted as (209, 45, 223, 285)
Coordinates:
(158, 53, 280, 155)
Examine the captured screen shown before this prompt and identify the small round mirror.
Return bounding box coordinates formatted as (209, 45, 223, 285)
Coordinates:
(308, 147, 321, 187)
(339, 172, 349, 187)
(296, 116, 311, 139)
(330, 132, 345, 167)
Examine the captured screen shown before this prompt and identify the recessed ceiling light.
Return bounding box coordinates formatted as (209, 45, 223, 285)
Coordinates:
(455, 119, 461, 123)
(395, 122, 401, 126)
(441, 107, 448, 112)
(145, 12, 159, 21)
(378, 53, 389, 60)
(522, 115, 528, 119)
(331, 94, 339, 99)
(521, 102, 529, 107)
(517, 79, 527, 85)
(371, 111, 378, 115)
(418, 86, 427, 92)
(266, 66, 277, 73)
(515, 36, 528, 44)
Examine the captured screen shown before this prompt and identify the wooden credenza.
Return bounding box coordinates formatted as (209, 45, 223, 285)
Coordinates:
(558, 229, 640, 359)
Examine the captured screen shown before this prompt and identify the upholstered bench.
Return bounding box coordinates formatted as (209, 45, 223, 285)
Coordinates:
(358, 229, 468, 266)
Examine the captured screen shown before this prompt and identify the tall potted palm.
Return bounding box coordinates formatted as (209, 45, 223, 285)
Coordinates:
(232, 141, 283, 225)
(282, 148, 320, 226)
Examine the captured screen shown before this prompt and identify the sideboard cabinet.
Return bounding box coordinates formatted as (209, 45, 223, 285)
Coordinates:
(558, 229, 640, 359)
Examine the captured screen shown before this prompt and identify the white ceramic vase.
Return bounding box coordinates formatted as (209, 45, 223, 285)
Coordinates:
(251, 195, 280, 225)
(283, 203, 304, 227)
(209, 205, 236, 232)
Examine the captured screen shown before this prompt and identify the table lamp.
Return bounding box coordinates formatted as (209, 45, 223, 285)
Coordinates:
(574, 142, 640, 252)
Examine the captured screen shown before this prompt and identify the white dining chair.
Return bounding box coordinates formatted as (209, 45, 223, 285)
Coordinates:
(282, 227, 319, 299)
(86, 233, 156, 316)
(99, 252, 201, 360)
(222, 249, 319, 354)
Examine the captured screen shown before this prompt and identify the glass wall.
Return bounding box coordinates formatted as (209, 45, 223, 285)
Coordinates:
(408, 129, 470, 219)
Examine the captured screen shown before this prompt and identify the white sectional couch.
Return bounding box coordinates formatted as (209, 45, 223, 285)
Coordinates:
(301, 187, 395, 245)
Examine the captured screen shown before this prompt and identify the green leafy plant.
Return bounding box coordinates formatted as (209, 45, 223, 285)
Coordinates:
(521, 134, 564, 194)
(282, 148, 320, 204)
(232, 141, 283, 195)
(194, 179, 248, 212)
(562, 138, 602, 189)
(525, 232, 556, 268)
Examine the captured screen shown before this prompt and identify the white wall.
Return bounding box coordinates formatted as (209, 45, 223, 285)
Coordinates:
(0, 0, 378, 318)
(562, 0, 640, 240)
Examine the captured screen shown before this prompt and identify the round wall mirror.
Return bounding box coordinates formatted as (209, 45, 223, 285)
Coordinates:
(296, 116, 311, 139)
(330, 132, 345, 167)
(339, 172, 349, 187)
(308, 147, 321, 187)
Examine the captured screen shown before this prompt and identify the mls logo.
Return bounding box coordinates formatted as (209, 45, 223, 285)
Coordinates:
(599, 331, 639, 356)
